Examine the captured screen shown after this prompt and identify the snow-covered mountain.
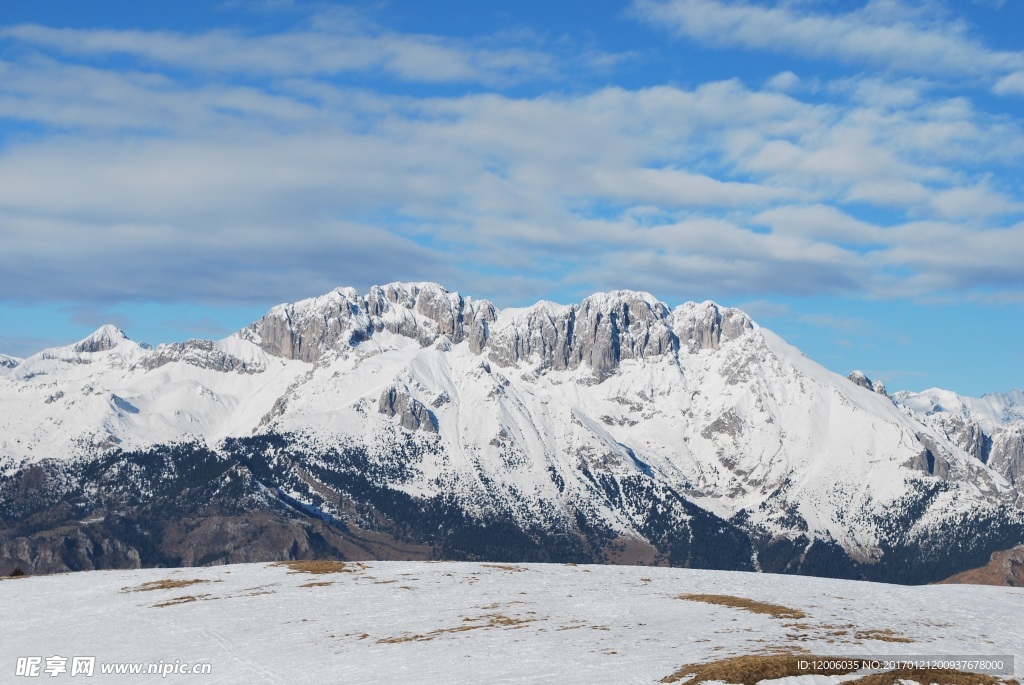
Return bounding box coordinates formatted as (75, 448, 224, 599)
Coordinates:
(0, 353, 21, 369)
(1, 282, 1022, 581)
(894, 388, 1024, 488)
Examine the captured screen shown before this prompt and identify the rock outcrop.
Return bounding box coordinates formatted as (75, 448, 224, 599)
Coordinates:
(378, 385, 437, 433)
(847, 370, 887, 396)
(140, 340, 265, 374)
(989, 426, 1024, 486)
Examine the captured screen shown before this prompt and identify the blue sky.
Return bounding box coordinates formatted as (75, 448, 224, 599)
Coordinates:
(1, 0, 1022, 396)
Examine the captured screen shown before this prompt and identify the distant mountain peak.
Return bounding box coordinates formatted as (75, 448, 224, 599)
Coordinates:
(71, 324, 130, 354)
(0, 353, 22, 369)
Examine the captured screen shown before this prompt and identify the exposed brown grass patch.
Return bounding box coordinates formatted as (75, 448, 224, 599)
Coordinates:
(661, 653, 853, 684)
(850, 669, 1015, 685)
(377, 613, 536, 644)
(272, 560, 365, 575)
(122, 578, 210, 593)
(301, 581, 333, 588)
(481, 564, 526, 572)
(152, 594, 214, 608)
(677, 593, 806, 619)
(660, 653, 1016, 685)
(855, 628, 913, 643)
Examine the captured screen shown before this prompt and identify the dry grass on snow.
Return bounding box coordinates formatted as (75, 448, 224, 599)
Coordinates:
(660, 653, 1018, 685)
(271, 560, 365, 575)
(121, 578, 211, 593)
(677, 593, 806, 619)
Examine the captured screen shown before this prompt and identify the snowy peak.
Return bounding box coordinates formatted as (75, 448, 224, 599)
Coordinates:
(72, 324, 131, 354)
(0, 353, 21, 369)
(847, 370, 887, 396)
(895, 387, 1024, 430)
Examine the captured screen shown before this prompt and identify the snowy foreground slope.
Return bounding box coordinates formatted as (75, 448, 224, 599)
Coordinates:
(2, 561, 1022, 684)
(1, 283, 1022, 582)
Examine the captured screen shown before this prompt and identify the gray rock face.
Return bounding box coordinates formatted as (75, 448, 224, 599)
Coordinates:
(672, 301, 753, 352)
(487, 293, 748, 380)
(907, 433, 952, 478)
(378, 386, 437, 433)
(989, 426, 1024, 486)
(139, 340, 265, 374)
(928, 414, 992, 463)
(573, 292, 678, 379)
(0, 354, 20, 369)
(243, 283, 497, 363)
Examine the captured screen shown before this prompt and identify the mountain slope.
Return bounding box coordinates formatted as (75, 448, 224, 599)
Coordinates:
(1, 283, 1021, 581)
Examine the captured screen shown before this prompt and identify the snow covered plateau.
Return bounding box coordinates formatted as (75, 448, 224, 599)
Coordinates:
(2, 560, 1022, 684)
(1, 283, 1022, 583)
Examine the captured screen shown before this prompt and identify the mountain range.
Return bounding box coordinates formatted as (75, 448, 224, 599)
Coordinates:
(2, 282, 1022, 582)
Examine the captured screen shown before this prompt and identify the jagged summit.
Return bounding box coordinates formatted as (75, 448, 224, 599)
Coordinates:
(72, 324, 131, 353)
(0, 353, 21, 369)
(241, 282, 497, 362)
(241, 282, 755, 379)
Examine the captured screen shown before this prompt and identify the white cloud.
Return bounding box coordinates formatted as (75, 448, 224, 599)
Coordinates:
(993, 71, 1024, 95)
(634, 0, 1024, 90)
(0, 22, 557, 85)
(765, 71, 800, 92)
(0, 18, 1022, 307)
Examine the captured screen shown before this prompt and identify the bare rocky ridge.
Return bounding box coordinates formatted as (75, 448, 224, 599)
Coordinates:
(140, 339, 265, 374)
(242, 283, 497, 363)
(243, 283, 753, 381)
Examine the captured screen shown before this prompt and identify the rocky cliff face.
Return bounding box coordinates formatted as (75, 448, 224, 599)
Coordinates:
(486, 292, 687, 379)
(242, 283, 497, 363)
(378, 385, 437, 432)
(244, 284, 754, 382)
(989, 426, 1024, 486)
